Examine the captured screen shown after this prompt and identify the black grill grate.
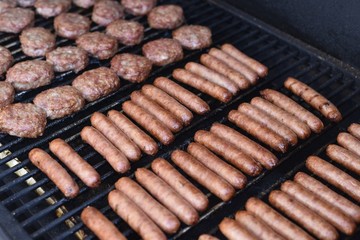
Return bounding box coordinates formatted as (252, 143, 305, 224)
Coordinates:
(0, 0, 359, 239)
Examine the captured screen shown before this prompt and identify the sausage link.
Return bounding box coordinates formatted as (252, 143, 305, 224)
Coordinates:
(194, 130, 263, 176)
(107, 110, 158, 155)
(151, 158, 208, 212)
(153, 77, 210, 115)
(269, 190, 339, 240)
(337, 132, 360, 157)
(187, 142, 247, 189)
(171, 150, 235, 201)
(228, 110, 288, 153)
(284, 77, 342, 122)
(306, 156, 360, 202)
(260, 89, 324, 133)
(122, 101, 174, 145)
(135, 168, 199, 225)
(326, 144, 360, 175)
(49, 138, 100, 188)
(29, 148, 79, 198)
(115, 177, 180, 234)
(91, 112, 141, 161)
(172, 68, 232, 103)
(245, 197, 314, 240)
(108, 190, 166, 240)
(198, 234, 219, 240)
(348, 123, 360, 139)
(294, 172, 360, 223)
(81, 206, 126, 240)
(219, 218, 258, 240)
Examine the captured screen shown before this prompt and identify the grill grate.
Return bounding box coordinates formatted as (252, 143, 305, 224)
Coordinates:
(0, 0, 359, 239)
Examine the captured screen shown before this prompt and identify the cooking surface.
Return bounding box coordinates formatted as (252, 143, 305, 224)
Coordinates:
(0, 0, 359, 239)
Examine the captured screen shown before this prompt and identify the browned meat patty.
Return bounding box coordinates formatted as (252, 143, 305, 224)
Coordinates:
(0, 82, 14, 108)
(173, 25, 212, 50)
(17, 0, 36, 7)
(121, 0, 157, 16)
(72, 67, 120, 101)
(34, 0, 71, 18)
(73, 0, 95, 8)
(54, 13, 91, 39)
(0, 8, 34, 33)
(46, 46, 88, 73)
(92, 0, 124, 26)
(76, 32, 118, 60)
(111, 53, 152, 83)
(0, 0, 16, 13)
(142, 38, 183, 66)
(106, 20, 144, 46)
(33, 85, 85, 119)
(148, 5, 184, 30)
(6, 60, 54, 91)
(0, 103, 47, 138)
(20, 27, 56, 57)
(0, 46, 13, 75)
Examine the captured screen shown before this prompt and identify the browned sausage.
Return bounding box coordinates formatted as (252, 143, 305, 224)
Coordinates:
(235, 211, 285, 240)
(131, 90, 183, 133)
(260, 89, 324, 133)
(200, 54, 251, 90)
(210, 123, 278, 170)
(238, 103, 298, 146)
(326, 144, 360, 175)
(151, 158, 208, 212)
(348, 123, 360, 139)
(90, 112, 141, 161)
(306, 156, 360, 202)
(171, 150, 235, 201)
(108, 190, 166, 240)
(281, 180, 356, 235)
(141, 84, 193, 126)
(198, 234, 219, 240)
(153, 77, 210, 115)
(221, 43, 268, 77)
(228, 110, 288, 153)
(337, 132, 360, 157)
(115, 177, 180, 234)
(185, 62, 239, 95)
(49, 138, 100, 188)
(284, 77, 342, 122)
(194, 130, 263, 176)
(135, 168, 199, 225)
(187, 142, 247, 189)
(245, 197, 314, 240)
(29, 148, 79, 198)
(219, 218, 258, 240)
(269, 190, 339, 240)
(81, 126, 130, 173)
(81, 206, 127, 240)
(294, 172, 360, 223)
(172, 68, 232, 103)
(209, 48, 258, 85)
(107, 110, 158, 155)
(250, 97, 311, 140)
(122, 101, 174, 145)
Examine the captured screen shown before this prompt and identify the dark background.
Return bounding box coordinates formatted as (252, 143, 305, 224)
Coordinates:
(224, 0, 360, 70)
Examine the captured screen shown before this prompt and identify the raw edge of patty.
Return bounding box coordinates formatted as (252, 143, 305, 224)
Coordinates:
(0, 46, 13, 75)
(0, 81, 15, 108)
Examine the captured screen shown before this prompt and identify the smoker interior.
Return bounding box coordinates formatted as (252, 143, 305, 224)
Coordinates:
(0, 0, 359, 239)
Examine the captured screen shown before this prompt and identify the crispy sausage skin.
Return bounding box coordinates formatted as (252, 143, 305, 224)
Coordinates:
(284, 77, 342, 122)
(348, 123, 360, 139)
(153, 77, 210, 115)
(49, 138, 100, 188)
(91, 112, 141, 161)
(29, 148, 79, 198)
(219, 218, 258, 240)
(337, 132, 360, 157)
(81, 126, 130, 173)
(326, 144, 360, 175)
(81, 206, 127, 240)
(107, 110, 158, 155)
(306, 156, 360, 202)
(151, 158, 209, 212)
(108, 190, 166, 240)
(269, 190, 339, 240)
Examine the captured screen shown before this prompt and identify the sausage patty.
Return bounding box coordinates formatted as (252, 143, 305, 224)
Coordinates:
(6, 60, 54, 91)
(142, 38, 183, 66)
(172, 25, 212, 50)
(46, 46, 89, 73)
(0, 8, 34, 33)
(0, 0, 16, 13)
(54, 13, 91, 39)
(0, 46, 13, 76)
(0, 82, 14, 109)
(76, 32, 118, 60)
(0, 103, 47, 138)
(17, 0, 36, 7)
(110, 53, 152, 83)
(148, 4, 184, 29)
(106, 20, 144, 46)
(20, 27, 56, 57)
(92, 0, 124, 26)
(73, 0, 95, 8)
(121, 0, 157, 16)
(34, 0, 71, 18)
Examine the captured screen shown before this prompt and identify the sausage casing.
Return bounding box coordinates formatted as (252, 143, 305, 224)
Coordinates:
(219, 218, 258, 240)
(326, 144, 360, 175)
(348, 123, 360, 139)
(337, 132, 360, 157)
